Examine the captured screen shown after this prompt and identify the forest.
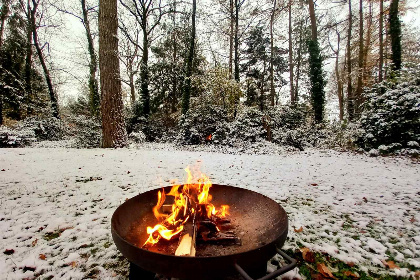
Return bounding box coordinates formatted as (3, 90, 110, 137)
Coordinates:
(0, 1, 419, 279)
(0, 0, 418, 155)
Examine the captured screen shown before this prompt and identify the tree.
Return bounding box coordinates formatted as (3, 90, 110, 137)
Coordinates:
(181, 0, 196, 115)
(0, 1, 47, 123)
(120, 0, 170, 117)
(49, 0, 100, 118)
(389, 0, 401, 71)
(288, 0, 294, 105)
(99, 0, 127, 147)
(347, 0, 354, 121)
(241, 26, 287, 111)
(355, 0, 363, 118)
(28, 0, 59, 118)
(307, 0, 325, 123)
(378, 0, 383, 82)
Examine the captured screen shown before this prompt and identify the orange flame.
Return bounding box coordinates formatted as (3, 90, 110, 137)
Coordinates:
(206, 134, 212, 141)
(143, 166, 230, 246)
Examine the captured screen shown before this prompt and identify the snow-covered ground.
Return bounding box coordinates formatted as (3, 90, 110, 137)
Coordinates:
(0, 145, 419, 279)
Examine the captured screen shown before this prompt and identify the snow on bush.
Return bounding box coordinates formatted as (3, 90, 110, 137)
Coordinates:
(358, 64, 420, 154)
(0, 125, 36, 147)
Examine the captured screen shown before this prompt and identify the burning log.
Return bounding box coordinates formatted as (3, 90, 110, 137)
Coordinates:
(175, 213, 197, 256)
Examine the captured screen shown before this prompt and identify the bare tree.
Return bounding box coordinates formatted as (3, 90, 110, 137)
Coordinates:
(29, 0, 59, 118)
(119, 0, 170, 117)
(181, 0, 196, 114)
(378, 0, 383, 82)
(99, 0, 127, 147)
(355, 0, 363, 118)
(288, 0, 294, 105)
(269, 0, 276, 106)
(347, 0, 354, 121)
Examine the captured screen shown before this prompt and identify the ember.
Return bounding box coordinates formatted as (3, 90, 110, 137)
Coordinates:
(143, 166, 238, 255)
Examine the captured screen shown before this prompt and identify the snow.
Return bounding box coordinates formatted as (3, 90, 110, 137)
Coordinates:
(0, 145, 419, 279)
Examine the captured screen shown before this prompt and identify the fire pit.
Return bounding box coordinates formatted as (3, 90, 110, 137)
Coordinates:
(111, 169, 295, 279)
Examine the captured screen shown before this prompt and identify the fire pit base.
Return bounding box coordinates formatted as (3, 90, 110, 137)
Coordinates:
(129, 261, 268, 280)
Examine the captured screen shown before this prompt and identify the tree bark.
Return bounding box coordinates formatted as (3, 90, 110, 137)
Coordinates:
(294, 14, 304, 103)
(335, 30, 344, 121)
(99, 0, 127, 147)
(308, 0, 317, 41)
(181, 0, 196, 114)
(171, 0, 177, 113)
(25, 0, 33, 116)
(233, 0, 241, 82)
(30, 0, 59, 119)
(288, 0, 294, 105)
(0, 0, 9, 48)
(355, 0, 363, 118)
(229, 0, 234, 77)
(347, 0, 354, 121)
(269, 0, 276, 107)
(362, 0, 372, 84)
(81, 0, 100, 118)
(378, 0, 383, 82)
(140, 25, 150, 116)
(389, 0, 401, 71)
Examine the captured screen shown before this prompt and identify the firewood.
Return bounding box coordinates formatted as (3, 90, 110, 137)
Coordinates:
(175, 213, 196, 256)
(200, 231, 241, 245)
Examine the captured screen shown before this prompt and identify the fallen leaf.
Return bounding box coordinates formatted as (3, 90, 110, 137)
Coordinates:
(346, 262, 355, 267)
(317, 263, 336, 279)
(300, 247, 315, 263)
(39, 254, 46, 260)
(311, 183, 318, 186)
(32, 238, 38, 247)
(382, 260, 400, 269)
(359, 230, 367, 234)
(294, 226, 303, 233)
(1, 169, 5, 171)
(363, 197, 368, 203)
(69, 261, 77, 267)
(410, 216, 417, 223)
(3, 249, 15, 255)
(343, 271, 359, 278)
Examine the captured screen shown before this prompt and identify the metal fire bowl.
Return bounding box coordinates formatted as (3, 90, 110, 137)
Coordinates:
(111, 185, 289, 280)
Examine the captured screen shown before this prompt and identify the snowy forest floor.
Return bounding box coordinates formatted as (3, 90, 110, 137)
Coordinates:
(0, 144, 419, 280)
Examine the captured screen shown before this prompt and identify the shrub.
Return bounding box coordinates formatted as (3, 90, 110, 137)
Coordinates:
(358, 65, 420, 151)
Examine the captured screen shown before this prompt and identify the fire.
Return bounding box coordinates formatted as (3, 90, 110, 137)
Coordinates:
(206, 134, 212, 141)
(143, 166, 230, 246)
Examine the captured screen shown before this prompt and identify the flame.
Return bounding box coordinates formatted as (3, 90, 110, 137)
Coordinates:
(206, 134, 212, 141)
(143, 166, 230, 246)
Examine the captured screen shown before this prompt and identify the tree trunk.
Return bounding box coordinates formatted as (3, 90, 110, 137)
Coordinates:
(140, 25, 150, 116)
(171, 0, 177, 113)
(389, 0, 401, 71)
(335, 31, 344, 121)
(308, 0, 317, 41)
(0, 0, 9, 48)
(294, 15, 304, 103)
(0, 96, 3, 125)
(81, 0, 100, 118)
(362, 0, 372, 84)
(229, 0, 234, 77)
(99, 0, 127, 147)
(31, 1, 59, 119)
(379, 0, 383, 82)
(347, 0, 354, 121)
(181, 0, 196, 115)
(269, 0, 276, 107)
(355, 0, 363, 118)
(288, 0, 295, 105)
(233, 0, 240, 82)
(25, 0, 33, 116)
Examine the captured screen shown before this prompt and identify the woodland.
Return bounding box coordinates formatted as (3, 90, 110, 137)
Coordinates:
(0, 0, 418, 156)
(0, 1, 420, 279)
